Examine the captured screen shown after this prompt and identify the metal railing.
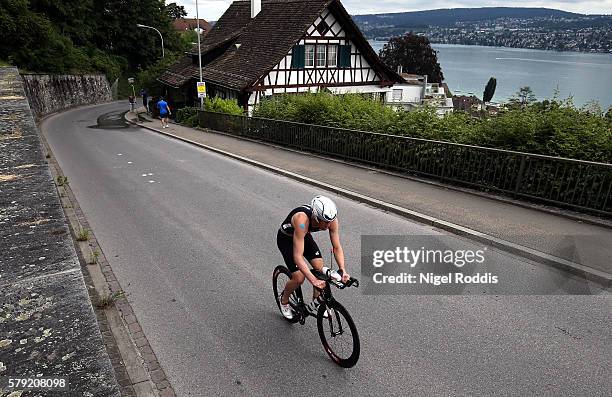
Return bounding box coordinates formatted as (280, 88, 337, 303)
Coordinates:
(199, 111, 612, 216)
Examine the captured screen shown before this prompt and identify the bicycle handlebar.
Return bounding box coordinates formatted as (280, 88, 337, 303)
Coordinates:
(311, 269, 359, 289)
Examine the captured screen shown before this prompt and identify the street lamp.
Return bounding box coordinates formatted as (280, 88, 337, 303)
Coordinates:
(136, 24, 165, 58)
(195, 0, 204, 109)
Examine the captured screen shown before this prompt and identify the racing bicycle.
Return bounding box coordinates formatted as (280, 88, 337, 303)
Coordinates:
(272, 264, 360, 368)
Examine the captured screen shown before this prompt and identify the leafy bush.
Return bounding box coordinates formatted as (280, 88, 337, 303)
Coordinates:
(176, 107, 199, 127)
(468, 99, 612, 162)
(90, 50, 127, 83)
(177, 99, 244, 127)
(252, 92, 611, 163)
(255, 92, 398, 132)
(204, 97, 244, 116)
(176, 107, 197, 122)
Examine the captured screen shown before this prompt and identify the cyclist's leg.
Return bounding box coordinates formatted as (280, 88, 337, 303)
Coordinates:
(281, 271, 305, 305)
(303, 234, 324, 300)
(277, 230, 306, 304)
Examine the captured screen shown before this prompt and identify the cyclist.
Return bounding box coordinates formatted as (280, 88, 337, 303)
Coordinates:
(277, 195, 350, 319)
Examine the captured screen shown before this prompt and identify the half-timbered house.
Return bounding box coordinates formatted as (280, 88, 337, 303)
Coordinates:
(159, 0, 405, 112)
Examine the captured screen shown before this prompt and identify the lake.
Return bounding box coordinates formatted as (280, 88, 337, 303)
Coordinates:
(369, 41, 612, 108)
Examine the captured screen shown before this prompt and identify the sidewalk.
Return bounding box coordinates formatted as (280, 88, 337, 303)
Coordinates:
(127, 111, 612, 284)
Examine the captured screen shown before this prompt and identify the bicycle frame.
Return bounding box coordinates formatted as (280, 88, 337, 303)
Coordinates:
(289, 268, 358, 325)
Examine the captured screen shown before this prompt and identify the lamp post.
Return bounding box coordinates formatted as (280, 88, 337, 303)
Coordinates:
(195, 0, 204, 109)
(136, 24, 165, 58)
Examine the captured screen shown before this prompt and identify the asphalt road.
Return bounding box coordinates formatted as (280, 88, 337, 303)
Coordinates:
(42, 102, 611, 396)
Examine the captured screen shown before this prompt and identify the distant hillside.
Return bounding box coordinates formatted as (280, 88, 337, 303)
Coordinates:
(352, 7, 611, 53)
(353, 7, 585, 28)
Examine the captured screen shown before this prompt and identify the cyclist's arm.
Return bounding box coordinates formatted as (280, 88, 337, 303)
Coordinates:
(292, 213, 320, 285)
(329, 220, 349, 279)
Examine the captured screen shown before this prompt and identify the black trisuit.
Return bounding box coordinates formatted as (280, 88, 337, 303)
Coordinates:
(277, 205, 324, 272)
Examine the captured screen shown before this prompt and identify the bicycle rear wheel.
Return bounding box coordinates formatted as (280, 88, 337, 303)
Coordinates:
(317, 301, 360, 368)
(273, 265, 303, 324)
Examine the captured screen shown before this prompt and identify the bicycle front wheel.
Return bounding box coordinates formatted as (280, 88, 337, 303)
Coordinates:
(317, 301, 360, 368)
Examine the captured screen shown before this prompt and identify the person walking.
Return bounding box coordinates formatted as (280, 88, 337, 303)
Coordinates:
(157, 96, 171, 128)
(140, 88, 149, 112)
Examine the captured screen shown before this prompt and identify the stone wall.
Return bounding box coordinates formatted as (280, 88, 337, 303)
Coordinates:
(0, 67, 120, 396)
(21, 74, 112, 119)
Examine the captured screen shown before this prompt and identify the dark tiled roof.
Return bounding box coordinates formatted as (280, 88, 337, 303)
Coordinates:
(173, 18, 212, 33)
(452, 95, 483, 110)
(159, 0, 403, 90)
(159, 56, 199, 88)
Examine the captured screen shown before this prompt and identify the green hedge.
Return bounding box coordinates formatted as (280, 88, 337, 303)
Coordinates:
(176, 107, 199, 127)
(253, 92, 612, 163)
(204, 97, 244, 116)
(177, 98, 244, 128)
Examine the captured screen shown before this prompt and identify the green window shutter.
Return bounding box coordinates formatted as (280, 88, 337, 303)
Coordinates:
(337, 45, 344, 67)
(291, 45, 305, 69)
(339, 45, 351, 68)
(299, 46, 305, 68)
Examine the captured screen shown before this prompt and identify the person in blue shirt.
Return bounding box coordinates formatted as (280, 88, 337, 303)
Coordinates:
(157, 97, 171, 128)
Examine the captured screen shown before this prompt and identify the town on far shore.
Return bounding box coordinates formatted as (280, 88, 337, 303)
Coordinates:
(354, 8, 612, 54)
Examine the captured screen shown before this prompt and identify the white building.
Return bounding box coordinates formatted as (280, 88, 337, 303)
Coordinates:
(160, 0, 453, 116)
(160, 0, 404, 113)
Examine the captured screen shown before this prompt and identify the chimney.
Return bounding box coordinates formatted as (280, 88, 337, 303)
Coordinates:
(421, 74, 427, 101)
(251, 0, 261, 18)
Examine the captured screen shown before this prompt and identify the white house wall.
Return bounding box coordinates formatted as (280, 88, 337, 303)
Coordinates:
(393, 85, 423, 104)
(329, 85, 391, 95)
(254, 7, 382, 99)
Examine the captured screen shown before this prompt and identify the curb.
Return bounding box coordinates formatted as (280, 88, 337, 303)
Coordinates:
(205, 128, 612, 230)
(127, 117, 612, 289)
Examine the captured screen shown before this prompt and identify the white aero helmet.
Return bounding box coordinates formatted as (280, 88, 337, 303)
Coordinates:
(311, 195, 337, 222)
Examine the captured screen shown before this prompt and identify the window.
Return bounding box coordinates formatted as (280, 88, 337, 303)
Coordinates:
(316, 45, 326, 67)
(305, 44, 314, 67)
(327, 45, 337, 67)
(393, 89, 403, 101)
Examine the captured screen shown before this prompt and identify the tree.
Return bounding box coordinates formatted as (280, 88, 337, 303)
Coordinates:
(28, 0, 94, 46)
(379, 32, 444, 83)
(92, 0, 183, 71)
(2, 0, 186, 77)
(509, 86, 537, 107)
(483, 77, 497, 103)
(0, 0, 85, 73)
(165, 2, 187, 20)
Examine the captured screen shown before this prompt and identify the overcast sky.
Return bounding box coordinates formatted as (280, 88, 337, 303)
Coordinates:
(174, 0, 611, 21)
